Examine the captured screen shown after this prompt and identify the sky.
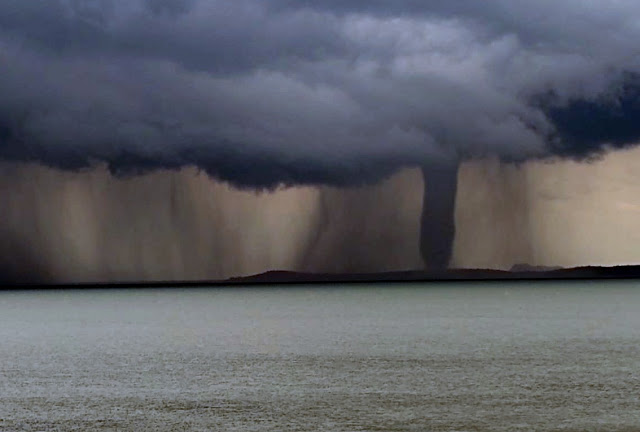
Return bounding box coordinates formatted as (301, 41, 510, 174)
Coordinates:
(2, 0, 640, 185)
(2, 1, 640, 280)
(4, 153, 640, 283)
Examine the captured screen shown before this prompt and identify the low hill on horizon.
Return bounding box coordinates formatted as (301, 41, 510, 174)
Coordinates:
(224, 265, 640, 285)
(4, 265, 640, 288)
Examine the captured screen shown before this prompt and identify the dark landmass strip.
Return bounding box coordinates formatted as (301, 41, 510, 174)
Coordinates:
(225, 266, 640, 285)
(3, 266, 640, 288)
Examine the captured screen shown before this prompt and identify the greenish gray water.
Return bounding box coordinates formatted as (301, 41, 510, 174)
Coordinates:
(1, 282, 639, 431)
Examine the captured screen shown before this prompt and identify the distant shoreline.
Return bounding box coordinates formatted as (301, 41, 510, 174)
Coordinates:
(3, 265, 640, 289)
(225, 266, 640, 284)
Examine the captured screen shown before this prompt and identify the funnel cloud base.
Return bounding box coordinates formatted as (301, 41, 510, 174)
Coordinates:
(420, 162, 459, 270)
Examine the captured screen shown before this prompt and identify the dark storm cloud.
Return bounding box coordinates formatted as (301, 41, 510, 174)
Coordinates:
(2, 0, 640, 187)
(145, 0, 194, 17)
(0, 0, 349, 74)
(543, 74, 640, 159)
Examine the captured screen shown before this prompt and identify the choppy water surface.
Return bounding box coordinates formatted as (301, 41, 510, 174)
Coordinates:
(1, 282, 640, 431)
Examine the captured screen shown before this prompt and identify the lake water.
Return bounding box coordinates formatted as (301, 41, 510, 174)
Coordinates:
(1, 282, 639, 431)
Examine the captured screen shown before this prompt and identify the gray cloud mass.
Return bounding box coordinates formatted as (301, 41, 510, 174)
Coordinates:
(2, 0, 640, 188)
